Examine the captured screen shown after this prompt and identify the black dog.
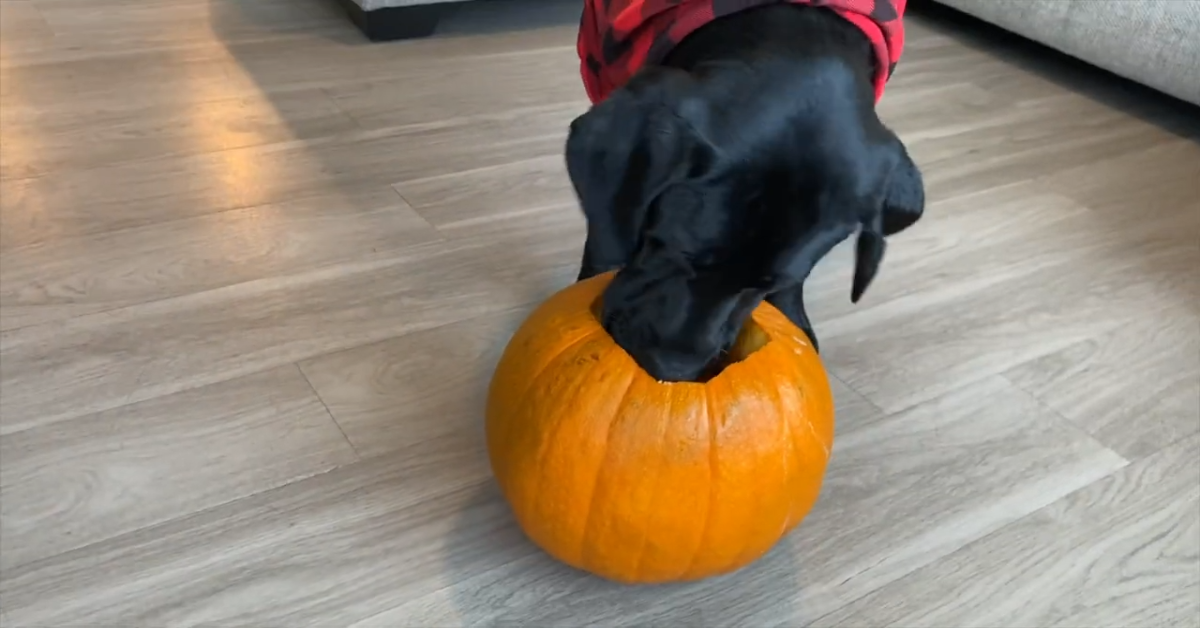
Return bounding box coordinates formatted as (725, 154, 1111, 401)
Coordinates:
(566, 4, 925, 382)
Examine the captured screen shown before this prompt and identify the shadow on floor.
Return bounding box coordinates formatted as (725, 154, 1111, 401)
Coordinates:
(442, 481, 806, 625)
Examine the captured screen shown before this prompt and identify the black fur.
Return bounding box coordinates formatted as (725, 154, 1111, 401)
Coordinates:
(567, 5, 925, 382)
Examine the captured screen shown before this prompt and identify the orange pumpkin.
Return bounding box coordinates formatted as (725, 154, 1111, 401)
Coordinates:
(485, 271, 834, 584)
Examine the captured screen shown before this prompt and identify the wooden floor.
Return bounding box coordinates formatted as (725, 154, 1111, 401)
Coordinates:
(1, 0, 1198, 625)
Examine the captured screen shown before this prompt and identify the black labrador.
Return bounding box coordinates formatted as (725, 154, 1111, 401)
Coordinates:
(566, 4, 925, 382)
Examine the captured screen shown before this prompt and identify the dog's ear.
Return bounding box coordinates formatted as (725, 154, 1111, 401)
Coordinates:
(851, 214, 885, 303)
(762, 220, 859, 291)
(880, 139, 925, 236)
(850, 138, 924, 302)
(565, 67, 712, 268)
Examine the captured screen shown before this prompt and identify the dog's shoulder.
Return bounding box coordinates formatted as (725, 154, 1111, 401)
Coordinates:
(664, 5, 875, 72)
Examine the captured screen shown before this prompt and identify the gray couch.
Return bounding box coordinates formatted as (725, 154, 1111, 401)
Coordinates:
(933, 0, 1199, 106)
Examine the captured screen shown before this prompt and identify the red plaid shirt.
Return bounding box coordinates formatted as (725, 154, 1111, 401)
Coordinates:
(578, 0, 906, 104)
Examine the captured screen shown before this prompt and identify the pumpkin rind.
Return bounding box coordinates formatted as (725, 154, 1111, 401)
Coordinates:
(486, 272, 834, 584)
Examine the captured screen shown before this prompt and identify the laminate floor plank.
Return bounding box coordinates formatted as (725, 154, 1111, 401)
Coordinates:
(0, 87, 359, 181)
(0, 188, 440, 332)
(0, 1, 53, 49)
(802, 184, 1092, 322)
(340, 379, 1127, 627)
(395, 154, 575, 230)
(325, 47, 586, 132)
(297, 308, 533, 459)
(0, 103, 577, 249)
(0, 366, 358, 571)
(0, 207, 582, 435)
(0, 24, 574, 122)
(0, 378, 1126, 627)
(817, 223, 1196, 414)
(30, 0, 350, 49)
(299, 309, 879, 459)
(812, 434, 1200, 628)
(913, 100, 1177, 200)
(1004, 308, 1200, 462)
(1044, 137, 1200, 220)
(1, 43, 240, 115)
(1000, 139, 1200, 460)
(0, 431, 497, 628)
(805, 140, 1199, 414)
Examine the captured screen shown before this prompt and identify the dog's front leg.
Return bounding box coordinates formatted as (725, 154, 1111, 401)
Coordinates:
(764, 219, 860, 352)
(767, 284, 819, 353)
(577, 230, 625, 281)
(577, 238, 602, 281)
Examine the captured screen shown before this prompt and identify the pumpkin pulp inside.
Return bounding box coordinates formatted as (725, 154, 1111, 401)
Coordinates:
(590, 296, 771, 382)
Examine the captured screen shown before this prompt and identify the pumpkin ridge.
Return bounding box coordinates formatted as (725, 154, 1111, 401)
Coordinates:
(489, 321, 598, 485)
(782, 341, 818, 531)
(526, 332, 609, 532)
(489, 279, 603, 417)
(577, 368, 638, 572)
(504, 323, 596, 421)
(680, 384, 718, 580)
(768, 358, 798, 536)
(628, 387, 675, 581)
(716, 357, 769, 576)
(803, 409, 831, 460)
(505, 319, 596, 406)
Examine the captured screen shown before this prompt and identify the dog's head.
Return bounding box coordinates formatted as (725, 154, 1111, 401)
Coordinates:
(566, 66, 922, 382)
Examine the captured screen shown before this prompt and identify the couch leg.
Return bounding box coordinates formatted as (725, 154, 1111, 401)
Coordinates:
(339, 0, 451, 41)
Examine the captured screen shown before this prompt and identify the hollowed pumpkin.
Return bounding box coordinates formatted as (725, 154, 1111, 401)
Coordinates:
(485, 271, 834, 584)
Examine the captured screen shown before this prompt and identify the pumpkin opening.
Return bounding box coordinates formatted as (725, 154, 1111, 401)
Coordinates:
(590, 296, 771, 381)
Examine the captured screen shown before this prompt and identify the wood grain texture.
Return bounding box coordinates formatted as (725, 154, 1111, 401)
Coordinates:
(0, 189, 441, 331)
(299, 308, 880, 459)
(0, 207, 581, 435)
(806, 142, 1199, 414)
(395, 154, 574, 229)
(337, 378, 1127, 628)
(325, 47, 586, 130)
(0, 377, 1125, 627)
(0, 87, 360, 181)
(814, 240, 1192, 414)
(1005, 309, 1200, 461)
(0, 103, 578, 249)
(30, 0, 349, 47)
(1, 0, 1197, 625)
(298, 308, 529, 458)
(0, 431, 496, 627)
(0, 2, 53, 53)
(0, 366, 358, 571)
(813, 433, 1200, 628)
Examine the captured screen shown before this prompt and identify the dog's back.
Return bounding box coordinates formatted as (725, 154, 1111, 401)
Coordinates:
(665, 5, 878, 74)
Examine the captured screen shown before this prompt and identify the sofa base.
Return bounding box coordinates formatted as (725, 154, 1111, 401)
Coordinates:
(338, 0, 453, 41)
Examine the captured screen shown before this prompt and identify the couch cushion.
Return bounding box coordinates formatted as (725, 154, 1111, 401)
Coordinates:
(937, 0, 1200, 105)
